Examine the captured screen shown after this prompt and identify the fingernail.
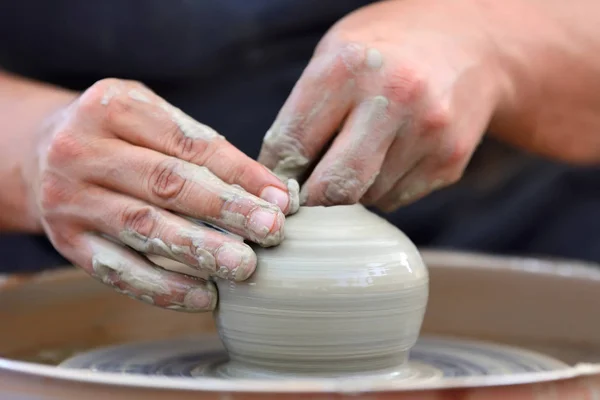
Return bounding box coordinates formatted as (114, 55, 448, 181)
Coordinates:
(247, 208, 279, 239)
(215, 242, 257, 281)
(260, 186, 290, 213)
(183, 287, 215, 311)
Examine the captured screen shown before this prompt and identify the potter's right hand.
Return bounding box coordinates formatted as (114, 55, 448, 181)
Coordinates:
(23, 78, 295, 312)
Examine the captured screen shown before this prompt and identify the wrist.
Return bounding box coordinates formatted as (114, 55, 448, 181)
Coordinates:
(0, 71, 78, 232)
(473, 0, 600, 163)
(470, 0, 565, 133)
(457, 0, 538, 121)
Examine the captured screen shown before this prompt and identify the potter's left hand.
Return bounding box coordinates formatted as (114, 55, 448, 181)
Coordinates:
(258, 0, 505, 210)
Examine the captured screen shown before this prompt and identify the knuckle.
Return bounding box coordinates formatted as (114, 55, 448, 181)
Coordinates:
(79, 78, 146, 128)
(330, 42, 367, 76)
(120, 205, 160, 237)
(78, 78, 122, 114)
(422, 103, 452, 132)
(202, 146, 245, 183)
(310, 41, 366, 82)
(229, 163, 257, 188)
(167, 124, 211, 161)
(383, 65, 426, 105)
(38, 173, 69, 214)
(46, 128, 84, 168)
(104, 93, 135, 129)
(47, 230, 69, 252)
(46, 226, 79, 253)
(148, 159, 188, 201)
(170, 129, 196, 158)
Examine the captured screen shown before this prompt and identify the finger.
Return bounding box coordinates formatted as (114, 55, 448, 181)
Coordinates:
(62, 232, 217, 312)
(362, 88, 449, 205)
(257, 47, 362, 180)
(361, 131, 425, 206)
(375, 105, 489, 211)
(79, 142, 285, 247)
(73, 185, 257, 281)
(77, 79, 294, 214)
(39, 174, 257, 280)
(375, 140, 472, 212)
(300, 95, 400, 205)
(374, 157, 434, 211)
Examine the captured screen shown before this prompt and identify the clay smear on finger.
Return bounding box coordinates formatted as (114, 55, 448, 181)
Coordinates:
(260, 91, 332, 179)
(175, 229, 257, 281)
(101, 82, 222, 143)
(85, 235, 217, 312)
(365, 48, 384, 70)
(214, 197, 285, 248)
(118, 212, 257, 281)
(100, 82, 124, 106)
(302, 96, 390, 205)
(213, 241, 257, 281)
(261, 86, 339, 180)
(319, 96, 391, 203)
(262, 123, 311, 180)
(128, 88, 152, 103)
(118, 226, 216, 273)
(260, 46, 384, 181)
(159, 102, 223, 141)
(399, 180, 429, 203)
(174, 163, 285, 247)
(286, 179, 301, 214)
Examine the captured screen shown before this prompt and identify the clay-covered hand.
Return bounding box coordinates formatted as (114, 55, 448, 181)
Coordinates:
(258, 0, 506, 211)
(23, 78, 297, 312)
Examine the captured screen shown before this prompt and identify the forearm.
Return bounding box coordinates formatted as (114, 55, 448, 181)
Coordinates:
(0, 71, 77, 232)
(485, 0, 600, 164)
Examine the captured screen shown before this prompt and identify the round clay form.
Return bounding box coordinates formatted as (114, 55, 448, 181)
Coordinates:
(213, 205, 429, 377)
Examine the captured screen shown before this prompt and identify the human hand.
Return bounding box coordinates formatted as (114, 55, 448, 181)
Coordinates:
(23, 78, 299, 312)
(259, 0, 508, 210)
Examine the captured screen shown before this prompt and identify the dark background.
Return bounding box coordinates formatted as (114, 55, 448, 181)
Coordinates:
(0, 0, 598, 272)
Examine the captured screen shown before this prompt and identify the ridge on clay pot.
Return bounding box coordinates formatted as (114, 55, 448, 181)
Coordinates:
(213, 204, 429, 378)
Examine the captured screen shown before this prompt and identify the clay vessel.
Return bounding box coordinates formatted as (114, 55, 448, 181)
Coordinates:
(214, 204, 429, 377)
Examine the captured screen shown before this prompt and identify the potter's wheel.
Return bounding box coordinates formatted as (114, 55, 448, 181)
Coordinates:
(59, 335, 568, 384)
(3, 251, 600, 399)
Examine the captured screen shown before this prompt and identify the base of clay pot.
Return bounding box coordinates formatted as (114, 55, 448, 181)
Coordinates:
(216, 350, 411, 379)
(210, 360, 423, 380)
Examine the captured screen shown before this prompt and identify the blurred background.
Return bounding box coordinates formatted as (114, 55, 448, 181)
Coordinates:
(0, 0, 598, 272)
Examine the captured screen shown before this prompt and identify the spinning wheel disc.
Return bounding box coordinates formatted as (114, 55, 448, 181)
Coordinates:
(59, 335, 568, 382)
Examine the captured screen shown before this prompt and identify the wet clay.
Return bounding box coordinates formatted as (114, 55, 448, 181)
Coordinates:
(213, 204, 429, 377)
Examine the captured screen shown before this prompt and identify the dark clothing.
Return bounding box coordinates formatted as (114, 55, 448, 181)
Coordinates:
(0, 0, 598, 272)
